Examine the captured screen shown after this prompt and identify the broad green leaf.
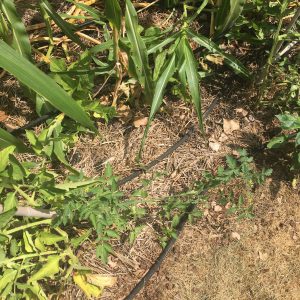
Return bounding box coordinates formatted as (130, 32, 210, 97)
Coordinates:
(0, 269, 17, 294)
(0, 127, 28, 152)
(8, 155, 28, 180)
(267, 135, 288, 149)
(0, 41, 96, 131)
(4, 192, 16, 211)
(187, 29, 250, 78)
(215, 0, 246, 37)
(183, 38, 203, 132)
(28, 255, 60, 282)
(105, 0, 122, 31)
(139, 54, 176, 157)
(0, 0, 31, 60)
(39, 0, 83, 47)
(38, 232, 66, 245)
(125, 0, 154, 103)
(55, 179, 98, 191)
(73, 273, 102, 298)
(0, 208, 16, 229)
(0, 145, 15, 172)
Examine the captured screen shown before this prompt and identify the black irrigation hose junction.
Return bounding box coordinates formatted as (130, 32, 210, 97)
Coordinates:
(5, 98, 219, 299)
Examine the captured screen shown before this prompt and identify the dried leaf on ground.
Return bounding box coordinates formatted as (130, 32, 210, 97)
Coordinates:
(133, 117, 148, 127)
(209, 141, 221, 152)
(223, 119, 240, 134)
(0, 111, 8, 122)
(235, 107, 248, 117)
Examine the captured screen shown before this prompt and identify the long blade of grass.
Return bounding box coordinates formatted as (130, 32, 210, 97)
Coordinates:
(125, 0, 154, 103)
(215, 0, 245, 37)
(187, 29, 250, 78)
(183, 39, 203, 132)
(40, 0, 84, 47)
(0, 0, 31, 60)
(0, 41, 95, 131)
(105, 0, 122, 31)
(138, 53, 176, 159)
(0, 128, 28, 152)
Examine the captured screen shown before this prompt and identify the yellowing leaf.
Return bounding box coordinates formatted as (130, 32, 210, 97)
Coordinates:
(38, 232, 66, 245)
(23, 231, 36, 253)
(86, 274, 117, 288)
(133, 117, 148, 128)
(206, 54, 224, 65)
(28, 255, 60, 282)
(223, 118, 240, 134)
(73, 273, 102, 299)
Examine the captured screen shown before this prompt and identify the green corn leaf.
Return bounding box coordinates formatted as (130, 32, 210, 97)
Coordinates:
(139, 54, 176, 158)
(105, 0, 122, 31)
(0, 127, 28, 152)
(183, 39, 203, 132)
(0, 41, 96, 131)
(215, 0, 246, 37)
(0, 11, 10, 43)
(187, 29, 250, 78)
(28, 255, 60, 283)
(39, 0, 84, 47)
(125, 0, 154, 103)
(0, 0, 31, 60)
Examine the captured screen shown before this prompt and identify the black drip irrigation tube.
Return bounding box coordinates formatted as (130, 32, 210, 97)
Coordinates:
(6, 98, 220, 298)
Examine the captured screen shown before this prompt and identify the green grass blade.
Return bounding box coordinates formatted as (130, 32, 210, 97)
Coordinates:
(125, 0, 154, 103)
(139, 53, 176, 159)
(40, 0, 84, 47)
(187, 29, 250, 78)
(105, 0, 122, 31)
(215, 0, 245, 37)
(183, 39, 203, 132)
(0, 11, 9, 42)
(0, 0, 31, 60)
(0, 128, 28, 152)
(0, 41, 95, 131)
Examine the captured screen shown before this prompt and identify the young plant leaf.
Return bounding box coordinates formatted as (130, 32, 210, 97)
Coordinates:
(125, 0, 154, 103)
(0, 0, 31, 60)
(139, 54, 176, 158)
(0, 128, 28, 152)
(0, 41, 96, 131)
(215, 0, 246, 38)
(187, 29, 250, 78)
(0, 145, 15, 172)
(105, 0, 122, 31)
(183, 39, 203, 132)
(39, 0, 84, 47)
(0, 209, 16, 230)
(28, 255, 60, 282)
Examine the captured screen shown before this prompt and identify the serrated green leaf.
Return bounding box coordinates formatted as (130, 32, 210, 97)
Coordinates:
(0, 269, 17, 294)
(267, 135, 288, 148)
